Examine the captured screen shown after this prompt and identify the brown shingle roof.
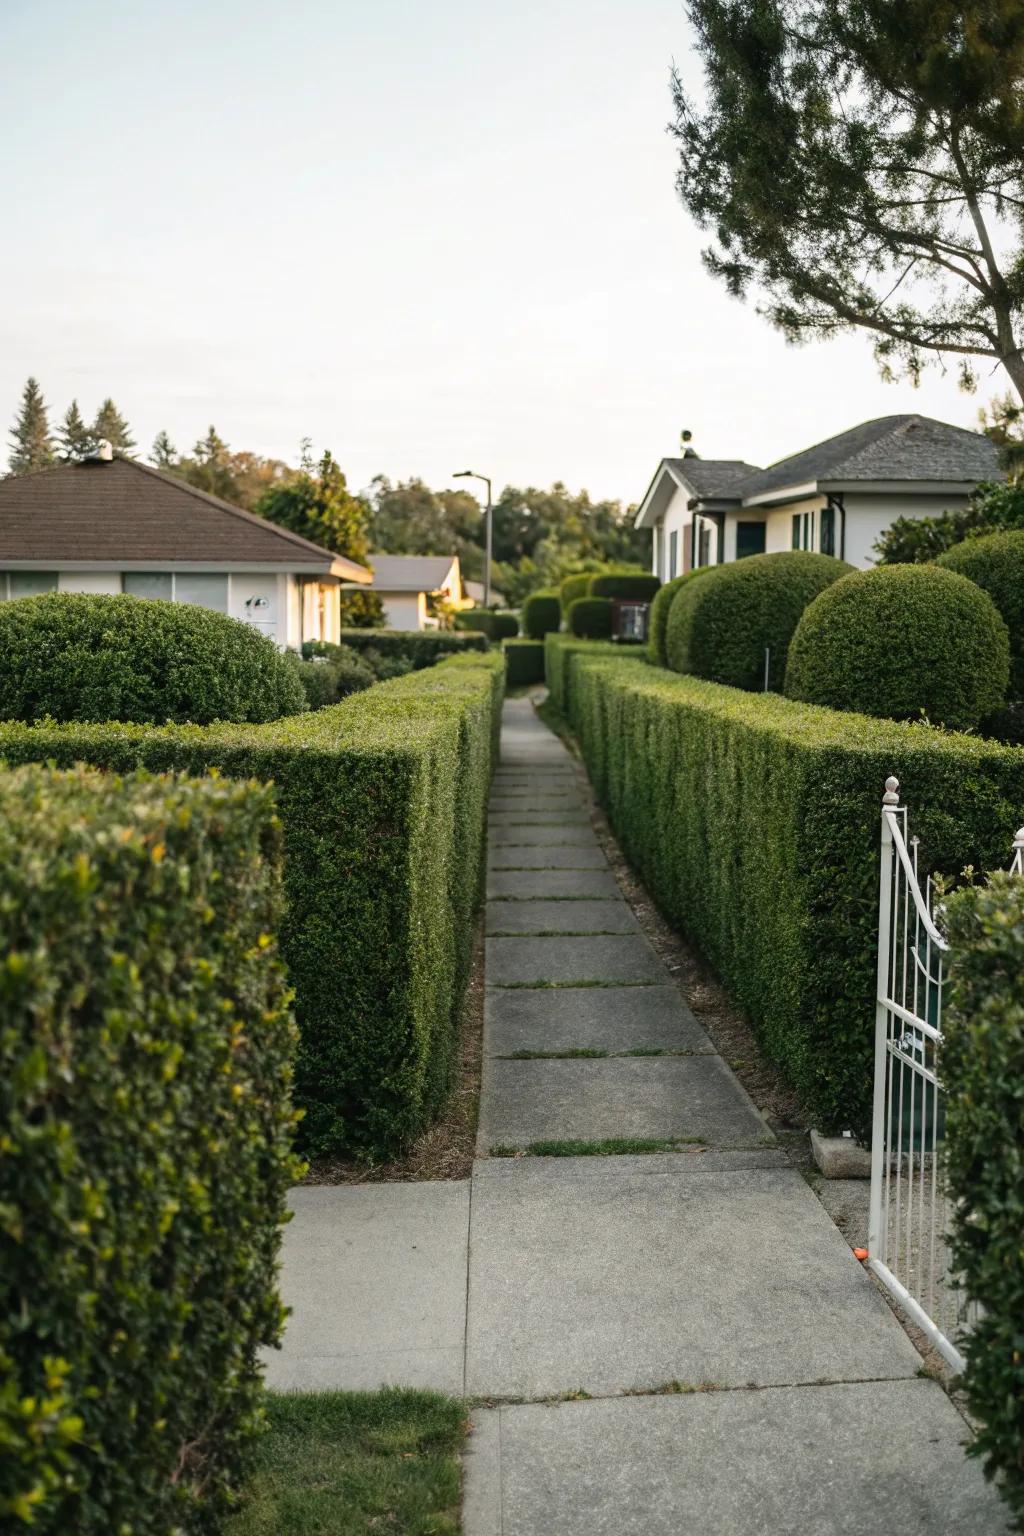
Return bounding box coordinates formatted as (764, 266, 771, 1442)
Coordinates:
(0, 458, 370, 578)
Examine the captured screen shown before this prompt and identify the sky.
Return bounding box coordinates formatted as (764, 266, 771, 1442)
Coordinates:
(0, 0, 1007, 506)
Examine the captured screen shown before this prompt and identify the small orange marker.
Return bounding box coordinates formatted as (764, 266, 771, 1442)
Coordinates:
(853, 1247, 869, 1262)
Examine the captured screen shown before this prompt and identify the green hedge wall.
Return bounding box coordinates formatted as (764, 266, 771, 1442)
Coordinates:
(307, 629, 488, 668)
(942, 873, 1024, 1528)
(0, 764, 299, 1534)
(504, 638, 546, 687)
(522, 591, 562, 639)
(589, 572, 660, 602)
(567, 596, 614, 638)
(560, 650, 1024, 1136)
(544, 634, 623, 717)
(647, 568, 714, 666)
(0, 652, 505, 1159)
(455, 610, 519, 641)
(937, 529, 1024, 698)
(288, 653, 376, 708)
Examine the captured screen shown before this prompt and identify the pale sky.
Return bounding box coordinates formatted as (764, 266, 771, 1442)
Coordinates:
(0, 0, 1005, 505)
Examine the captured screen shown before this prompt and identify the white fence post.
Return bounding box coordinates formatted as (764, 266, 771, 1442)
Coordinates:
(868, 776, 898, 1260)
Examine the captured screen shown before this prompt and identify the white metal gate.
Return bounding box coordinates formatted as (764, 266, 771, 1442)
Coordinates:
(868, 775, 1024, 1371)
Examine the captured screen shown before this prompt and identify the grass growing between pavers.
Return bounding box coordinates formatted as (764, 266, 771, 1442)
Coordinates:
(227, 1389, 466, 1536)
(492, 978, 661, 990)
(488, 1137, 706, 1157)
(499, 1048, 705, 1060)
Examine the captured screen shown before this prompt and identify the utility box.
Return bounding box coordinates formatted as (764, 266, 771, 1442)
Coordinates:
(612, 600, 650, 644)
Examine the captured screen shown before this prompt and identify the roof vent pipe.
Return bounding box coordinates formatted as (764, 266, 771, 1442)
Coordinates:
(91, 439, 114, 462)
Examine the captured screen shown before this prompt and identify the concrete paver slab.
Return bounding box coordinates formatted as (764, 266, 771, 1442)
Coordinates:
(488, 811, 591, 828)
(488, 846, 609, 870)
(463, 1381, 1008, 1536)
(486, 934, 663, 984)
(464, 1164, 921, 1397)
(478, 1054, 770, 1147)
(265, 1182, 469, 1395)
(489, 825, 600, 847)
(474, 1148, 791, 1180)
(484, 984, 711, 1052)
(486, 899, 638, 935)
(487, 868, 621, 899)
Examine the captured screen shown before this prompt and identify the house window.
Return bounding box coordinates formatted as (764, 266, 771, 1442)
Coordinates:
(791, 512, 816, 551)
(123, 572, 229, 613)
(124, 573, 173, 601)
(669, 531, 678, 580)
(820, 504, 835, 557)
(3, 571, 58, 599)
(735, 522, 766, 559)
(698, 522, 713, 568)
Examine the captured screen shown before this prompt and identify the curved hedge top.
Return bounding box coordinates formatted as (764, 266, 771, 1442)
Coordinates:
(648, 568, 713, 666)
(559, 572, 593, 613)
(567, 596, 613, 638)
(589, 572, 661, 602)
(937, 530, 1024, 696)
(785, 563, 1010, 731)
(521, 589, 561, 639)
(0, 592, 307, 725)
(665, 551, 852, 691)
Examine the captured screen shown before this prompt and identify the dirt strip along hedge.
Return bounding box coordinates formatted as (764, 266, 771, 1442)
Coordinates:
(0, 764, 299, 1534)
(0, 652, 505, 1159)
(561, 650, 1024, 1137)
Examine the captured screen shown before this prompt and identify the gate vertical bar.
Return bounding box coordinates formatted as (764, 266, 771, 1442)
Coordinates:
(868, 775, 899, 1261)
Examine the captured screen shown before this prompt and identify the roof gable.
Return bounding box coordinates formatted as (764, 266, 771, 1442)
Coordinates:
(367, 554, 460, 591)
(635, 457, 762, 527)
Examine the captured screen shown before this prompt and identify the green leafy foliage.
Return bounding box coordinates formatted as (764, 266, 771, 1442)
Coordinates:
(937, 530, 1024, 697)
(666, 551, 851, 690)
(0, 653, 504, 1158)
(454, 610, 519, 641)
(287, 653, 375, 709)
(559, 572, 594, 613)
(7, 377, 54, 475)
(0, 593, 307, 725)
(522, 591, 561, 639)
(876, 480, 1024, 564)
(588, 572, 660, 602)
(543, 635, 622, 716)
(785, 564, 1010, 731)
(942, 874, 1024, 1530)
(0, 764, 299, 1533)
(647, 569, 713, 666)
(568, 597, 614, 638)
(558, 649, 1024, 1136)
(503, 639, 546, 688)
(304, 628, 487, 670)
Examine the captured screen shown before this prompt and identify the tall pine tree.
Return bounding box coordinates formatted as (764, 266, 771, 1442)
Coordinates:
(58, 400, 94, 461)
(8, 378, 55, 475)
(150, 430, 177, 470)
(92, 398, 136, 456)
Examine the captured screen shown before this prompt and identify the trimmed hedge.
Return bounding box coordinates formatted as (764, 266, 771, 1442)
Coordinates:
(648, 569, 713, 667)
(288, 653, 375, 708)
(567, 596, 614, 638)
(544, 633, 622, 717)
(666, 552, 853, 690)
(937, 530, 1024, 697)
(522, 590, 561, 639)
(504, 638, 546, 687)
(0, 652, 504, 1159)
(559, 572, 594, 614)
(785, 564, 1010, 731)
(0, 764, 299, 1534)
(454, 610, 519, 641)
(943, 873, 1024, 1528)
(0, 592, 306, 725)
(589, 572, 661, 602)
(559, 649, 1024, 1137)
(306, 629, 488, 670)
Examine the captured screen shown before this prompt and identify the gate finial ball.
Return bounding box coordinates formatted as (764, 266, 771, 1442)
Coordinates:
(882, 776, 900, 807)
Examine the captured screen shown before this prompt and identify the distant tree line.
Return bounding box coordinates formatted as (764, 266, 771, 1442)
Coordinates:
(5, 378, 647, 605)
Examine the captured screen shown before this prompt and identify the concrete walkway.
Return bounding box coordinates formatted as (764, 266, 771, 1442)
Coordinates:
(269, 697, 1008, 1534)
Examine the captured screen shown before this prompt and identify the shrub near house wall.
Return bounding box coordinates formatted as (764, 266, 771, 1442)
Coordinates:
(308, 629, 488, 669)
(588, 572, 660, 602)
(0, 765, 299, 1535)
(0, 652, 505, 1159)
(942, 874, 1024, 1530)
(455, 611, 519, 641)
(562, 650, 1024, 1137)
(648, 568, 714, 666)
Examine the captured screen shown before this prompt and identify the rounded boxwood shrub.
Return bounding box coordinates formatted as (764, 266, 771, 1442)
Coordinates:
(289, 653, 375, 708)
(648, 568, 714, 666)
(785, 564, 1010, 730)
(560, 572, 594, 614)
(936, 530, 1024, 696)
(522, 589, 561, 639)
(589, 571, 660, 602)
(568, 596, 614, 638)
(666, 551, 853, 690)
(0, 593, 307, 724)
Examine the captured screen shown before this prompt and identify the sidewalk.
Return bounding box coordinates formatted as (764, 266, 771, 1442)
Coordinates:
(268, 696, 1007, 1534)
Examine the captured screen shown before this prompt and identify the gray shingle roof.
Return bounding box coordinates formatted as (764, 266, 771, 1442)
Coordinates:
(367, 554, 459, 591)
(666, 457, 762, 498)
(0, 457, 371, 578)
(733, 415, 1000, 499)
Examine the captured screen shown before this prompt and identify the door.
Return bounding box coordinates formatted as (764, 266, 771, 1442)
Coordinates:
(232, 576, 280, 645)
(735, 522, 767, 559)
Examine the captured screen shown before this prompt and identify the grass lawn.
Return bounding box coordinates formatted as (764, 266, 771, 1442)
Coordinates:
(228, 1388, 467, 1535)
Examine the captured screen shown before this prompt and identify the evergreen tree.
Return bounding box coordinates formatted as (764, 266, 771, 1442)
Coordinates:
(8, 378, 55, 475)
(255, 450, 385, 626)
(150, 430, 177, 470)
(92, 398, 136, 456)
(57, 399, 94, 461)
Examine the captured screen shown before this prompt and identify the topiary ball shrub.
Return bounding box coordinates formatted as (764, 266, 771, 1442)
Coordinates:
(522, 590, 561, 639)
(648, 568, 714, 666)
(0, 593, 307, 724)
(568, 596, 614, 638)
(559, 572, 594, 615)
(666, 551, 853, 690)
(937, 530, 1024, 697)
(785, 564, 1010, 731)
(589, 572, 660, 602)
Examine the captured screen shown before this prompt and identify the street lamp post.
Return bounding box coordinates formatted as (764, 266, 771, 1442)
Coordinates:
(453, 469, 493, 608)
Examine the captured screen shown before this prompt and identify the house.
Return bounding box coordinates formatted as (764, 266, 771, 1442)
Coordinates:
(464, 578, 506, 608)
(0, 450, 371, 648)
(635, 415, 1002, 575)
(356, 553, 465, 630)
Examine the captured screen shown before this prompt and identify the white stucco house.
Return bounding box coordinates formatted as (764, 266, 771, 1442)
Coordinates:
(635, 415, 1002, 575)
(0, 452, 372, 647)
(356, 553, 465, 630)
